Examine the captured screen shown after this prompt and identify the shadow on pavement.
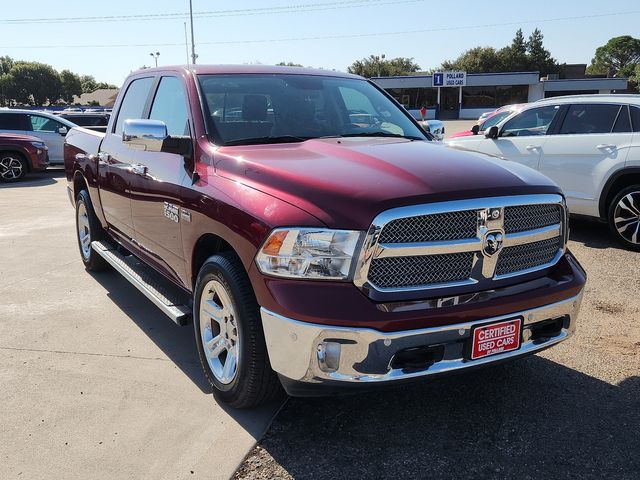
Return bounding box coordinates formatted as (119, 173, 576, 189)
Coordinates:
(568, 216, 623, 250)
(0, 168, 65, 189)
(257, 358, 639, 479)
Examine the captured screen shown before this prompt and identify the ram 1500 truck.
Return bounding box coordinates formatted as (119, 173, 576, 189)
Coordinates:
(64, 65, 586, 408)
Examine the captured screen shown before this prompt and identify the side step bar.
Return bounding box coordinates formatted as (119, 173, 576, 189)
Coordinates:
(92, 240, 192, 325)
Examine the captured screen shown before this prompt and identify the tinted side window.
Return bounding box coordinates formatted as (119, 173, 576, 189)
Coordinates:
(0, 113, 27, 130)
(29, 115, 63, 132)
(630, 106, 640, 132)
(149, 76, 189, 136)
(501, 106, 559, 137)
(114, 77, 154, 135)
(612, 105, 631, 133)
(559, 104, 620, 134)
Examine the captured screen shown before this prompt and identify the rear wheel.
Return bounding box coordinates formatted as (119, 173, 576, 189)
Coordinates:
(194, 252, 281, 408)
(608, 185, 640, 251)
(0, 153, 27, 182)
(75, 190, 109, 271)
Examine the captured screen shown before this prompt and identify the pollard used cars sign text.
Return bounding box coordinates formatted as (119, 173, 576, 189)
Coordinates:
(433, 71, 466, 87)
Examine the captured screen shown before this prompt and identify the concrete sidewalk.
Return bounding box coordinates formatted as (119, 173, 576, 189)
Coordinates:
(0, 171, 283, 480)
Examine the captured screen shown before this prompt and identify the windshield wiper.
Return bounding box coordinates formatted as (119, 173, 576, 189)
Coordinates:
(222, 135, 310, 146)
(325, 132, 424, 141)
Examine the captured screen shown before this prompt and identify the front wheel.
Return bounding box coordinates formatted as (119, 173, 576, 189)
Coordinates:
(0, 154, 27, 182)
(194, 252, 281, 408)
(608, 185, 640, 251)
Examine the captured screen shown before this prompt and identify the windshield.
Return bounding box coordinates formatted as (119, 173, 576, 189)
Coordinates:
(198, 74, 427, 145)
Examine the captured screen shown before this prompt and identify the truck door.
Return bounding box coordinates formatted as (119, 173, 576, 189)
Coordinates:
(98, 76, 155, 241)
(129, 75, 190, 283)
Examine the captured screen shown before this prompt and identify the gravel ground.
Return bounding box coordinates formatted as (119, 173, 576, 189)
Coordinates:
(234, 217, 640, 480)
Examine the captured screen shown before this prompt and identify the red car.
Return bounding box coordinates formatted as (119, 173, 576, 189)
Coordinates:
(0, 133, 49, 182)
(449, 104, 527, 139)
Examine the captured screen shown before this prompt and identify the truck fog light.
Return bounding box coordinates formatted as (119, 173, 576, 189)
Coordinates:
(317, 341, 341, 372)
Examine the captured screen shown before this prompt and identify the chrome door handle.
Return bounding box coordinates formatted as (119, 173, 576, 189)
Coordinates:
(525, 145, 540, 150)
(131, 163, 148, 175)
(596, 144, 616, 150)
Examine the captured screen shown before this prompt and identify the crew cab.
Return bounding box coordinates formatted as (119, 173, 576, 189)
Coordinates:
(64, 65, 586, 408)
(446, 95, 640, 250)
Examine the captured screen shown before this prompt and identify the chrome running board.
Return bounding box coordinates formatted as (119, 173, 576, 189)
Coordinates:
(92, 240, 191, 325)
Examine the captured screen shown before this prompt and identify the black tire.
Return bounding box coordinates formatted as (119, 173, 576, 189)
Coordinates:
(0, 152, 27, 183)
(607, 185, 640, 251)
(193, 252, 281, 408)
(75, 190, 110, 271)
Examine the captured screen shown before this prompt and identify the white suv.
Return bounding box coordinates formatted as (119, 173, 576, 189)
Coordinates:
(446, 95, 640, 250)
(0, 109, 76, 165)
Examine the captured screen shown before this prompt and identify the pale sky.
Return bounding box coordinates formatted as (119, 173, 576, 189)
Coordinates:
(0, 0, 638, 86)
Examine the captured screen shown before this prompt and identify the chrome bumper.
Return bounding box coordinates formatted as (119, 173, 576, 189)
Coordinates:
(261, 292, 582, 384)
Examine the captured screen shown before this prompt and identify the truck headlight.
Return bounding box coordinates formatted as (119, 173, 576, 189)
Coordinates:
(255, 228, 363, 280)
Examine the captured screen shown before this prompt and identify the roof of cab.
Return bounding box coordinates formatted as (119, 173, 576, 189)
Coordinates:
(131, 64, 364, 80)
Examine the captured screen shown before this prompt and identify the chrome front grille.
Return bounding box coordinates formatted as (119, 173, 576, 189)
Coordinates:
(368, 252, 474, 288)
(378, 210, 477, 243)
(355, 194, 566, 294)
(496, 236, 562, 276)
(504, 204, 562, 233)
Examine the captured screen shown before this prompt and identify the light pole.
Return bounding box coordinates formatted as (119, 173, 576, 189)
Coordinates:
(149, 52, 160, 67)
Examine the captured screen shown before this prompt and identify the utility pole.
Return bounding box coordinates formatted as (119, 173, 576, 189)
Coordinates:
(189, 0, 197, 64)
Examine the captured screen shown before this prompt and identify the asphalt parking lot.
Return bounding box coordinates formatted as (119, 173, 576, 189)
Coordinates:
(2, 161, 639, 480)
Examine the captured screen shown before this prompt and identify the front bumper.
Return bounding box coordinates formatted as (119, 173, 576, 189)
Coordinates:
(261, 291, 583, 393)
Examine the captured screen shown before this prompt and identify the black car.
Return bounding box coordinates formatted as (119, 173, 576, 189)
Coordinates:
(57, 112, 110, 132)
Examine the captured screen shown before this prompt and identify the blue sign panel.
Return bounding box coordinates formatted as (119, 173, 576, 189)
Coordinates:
(433, 72, 444, 87)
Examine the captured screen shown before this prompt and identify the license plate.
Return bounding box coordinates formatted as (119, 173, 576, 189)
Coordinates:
(470, 318, 522, 360)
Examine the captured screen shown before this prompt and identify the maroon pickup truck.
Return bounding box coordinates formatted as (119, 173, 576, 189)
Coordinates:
(64, 65, 586, 408)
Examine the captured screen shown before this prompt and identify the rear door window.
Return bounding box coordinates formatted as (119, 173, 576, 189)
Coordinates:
(0, 112, 28, 130)
(630, 105, 640, 132)
(559, 104, 620, 134)
(114, 77, 154, 135)
(612, 105, 631, 133)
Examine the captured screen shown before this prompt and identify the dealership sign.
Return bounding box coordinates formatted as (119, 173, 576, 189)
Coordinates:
(433, 71, 466, 87)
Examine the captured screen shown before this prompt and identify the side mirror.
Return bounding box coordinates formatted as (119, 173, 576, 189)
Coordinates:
(58, 126, 68, 136)
(471, 124, 480, 135)
(122, 119, 192, 157)
(485, 126, 499, 139)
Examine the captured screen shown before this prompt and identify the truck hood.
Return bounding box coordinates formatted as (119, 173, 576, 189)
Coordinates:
(213, 137, 560, 229)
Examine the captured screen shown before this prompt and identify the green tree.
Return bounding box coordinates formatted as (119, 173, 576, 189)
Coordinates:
(4, 61, 62, 105)
(441, 47, 505, 73)
(59, 69, 83, 104)
(526, 28, 557, 76)
(0, 55, 14, 75)
(587, 35, 640, 77)
(498, 29, 529, 71)
(347, 55, 420, 77)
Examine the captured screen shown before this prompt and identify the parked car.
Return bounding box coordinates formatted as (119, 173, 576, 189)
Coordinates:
(65, 65, 585, 408)
(0, 110, 76, 165)
(0, 133, 48, 182)
(57, 112, 110, 133)
(446, 94, 640, 250)
(449, 104, 527, 139)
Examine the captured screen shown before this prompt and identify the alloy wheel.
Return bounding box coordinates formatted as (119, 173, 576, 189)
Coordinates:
(0, 156, 23, 181)
(614, 191, 640, 245)
(77, 201, 92, 259)
(199, 279, 240, 385)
